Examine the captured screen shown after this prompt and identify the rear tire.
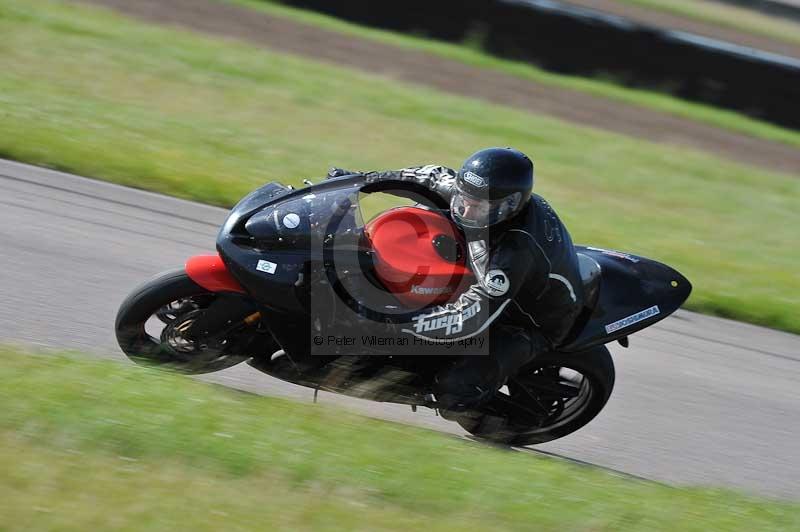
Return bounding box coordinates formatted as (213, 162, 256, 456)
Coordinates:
(455, 345, 615, 446)
(115, 270, 267, 374)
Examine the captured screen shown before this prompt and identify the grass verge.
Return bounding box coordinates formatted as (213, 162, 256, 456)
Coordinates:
(1, 347, 798, 531)
(0, 0, 799, 333)
(231, 0, 800, 149)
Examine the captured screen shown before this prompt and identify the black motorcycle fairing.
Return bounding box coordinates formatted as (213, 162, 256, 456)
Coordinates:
(560, 246, 691, 352)
(216, 180, 362, 314)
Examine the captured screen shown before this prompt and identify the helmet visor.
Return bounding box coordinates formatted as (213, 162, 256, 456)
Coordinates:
(450, 188, 522, 228)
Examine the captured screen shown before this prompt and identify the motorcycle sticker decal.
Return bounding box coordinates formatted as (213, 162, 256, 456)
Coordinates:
(463, 171, 488, 188)
(484, 269, 510, 296)
(256, 259, 278, 274)
(604, 305, 660, 334)
(282, 213, 300, 229)
(410, 301, 481, 336)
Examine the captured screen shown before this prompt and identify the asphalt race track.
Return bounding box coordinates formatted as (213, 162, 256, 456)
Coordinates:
(1, 159, 798, 498)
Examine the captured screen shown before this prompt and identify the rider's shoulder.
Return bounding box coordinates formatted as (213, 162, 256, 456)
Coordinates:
(530, 192, 551, 207)
(530, 193, 564, 217)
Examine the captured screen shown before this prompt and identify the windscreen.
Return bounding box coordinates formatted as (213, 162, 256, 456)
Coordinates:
(243, 184, 365, 251)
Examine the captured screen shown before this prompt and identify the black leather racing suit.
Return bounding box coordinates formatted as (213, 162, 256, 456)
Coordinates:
(333, 165, 584, 412)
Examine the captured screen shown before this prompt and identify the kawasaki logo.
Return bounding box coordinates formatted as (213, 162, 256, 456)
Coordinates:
(410, 285, 454, 295)
(410, 301, 480, 336)
(463, 171, 487, 188)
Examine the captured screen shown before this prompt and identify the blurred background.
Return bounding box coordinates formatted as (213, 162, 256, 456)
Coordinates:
(0, 0, 798, 530)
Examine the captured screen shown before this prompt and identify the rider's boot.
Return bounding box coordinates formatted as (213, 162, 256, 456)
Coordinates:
(433, 326, 549, 420)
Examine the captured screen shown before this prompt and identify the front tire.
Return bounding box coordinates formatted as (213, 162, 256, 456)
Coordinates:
(115, 270, 270, 374)
(455, 345, 615, 446)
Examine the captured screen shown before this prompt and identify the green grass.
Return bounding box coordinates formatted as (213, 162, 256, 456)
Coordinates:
(1, 348, 798, 531)
(1, 0, 799, 333)
(230, 0, 800, 149)
(615, 0, 800, 47)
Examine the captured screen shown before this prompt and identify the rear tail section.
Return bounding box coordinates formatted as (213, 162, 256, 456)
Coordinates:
(562, 247, 691, 352)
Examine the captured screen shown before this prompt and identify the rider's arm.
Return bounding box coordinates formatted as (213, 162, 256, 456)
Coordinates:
(400, 230, 541, 342)
(328, 165, 458, 204)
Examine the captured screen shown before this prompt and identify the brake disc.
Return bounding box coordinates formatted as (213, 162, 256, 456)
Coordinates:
(161, 308, 205, 356)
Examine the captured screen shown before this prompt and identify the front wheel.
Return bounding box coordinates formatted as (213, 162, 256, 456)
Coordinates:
(115, 270, 276, 374)
(455, 345, 615, 446)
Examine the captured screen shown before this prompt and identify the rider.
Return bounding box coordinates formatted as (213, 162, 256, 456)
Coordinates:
(328, 147, 583, 415)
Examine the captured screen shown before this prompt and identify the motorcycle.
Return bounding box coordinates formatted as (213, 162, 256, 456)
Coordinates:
(115, 174, 691, 445)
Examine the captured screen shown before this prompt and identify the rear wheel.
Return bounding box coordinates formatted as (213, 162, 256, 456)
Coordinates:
(115, 270, 276, 374)
(455, 345, 615, 446)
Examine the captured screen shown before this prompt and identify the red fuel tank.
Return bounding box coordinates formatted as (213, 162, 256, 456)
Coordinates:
(364, 207, 473, 307)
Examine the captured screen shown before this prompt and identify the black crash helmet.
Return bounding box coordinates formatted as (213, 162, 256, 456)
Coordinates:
(451, 147, 534, 228)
